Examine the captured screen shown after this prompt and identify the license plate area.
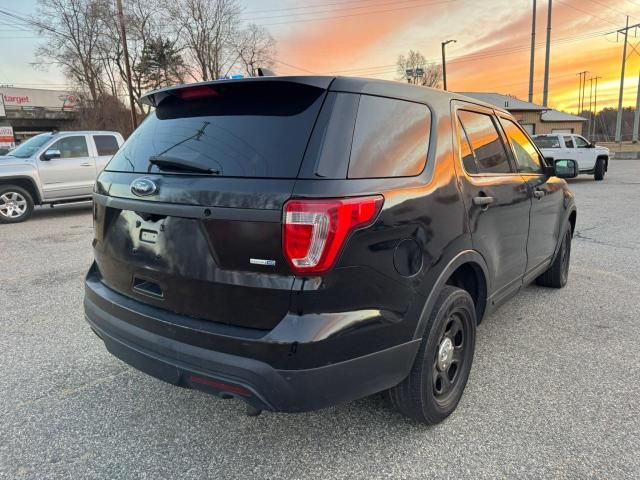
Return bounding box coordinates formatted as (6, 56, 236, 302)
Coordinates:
(140, 229, 159, 244)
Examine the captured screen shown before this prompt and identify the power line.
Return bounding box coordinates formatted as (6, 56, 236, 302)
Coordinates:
(243, 0, 429, 21)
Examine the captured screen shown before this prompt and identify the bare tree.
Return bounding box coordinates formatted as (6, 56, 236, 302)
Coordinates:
(171, 0, 241, 81)
(97, 0, 186, 114)
(235, 24, 276, 77)
(396, 50, 442, 88)
(34, 0, 109, 102)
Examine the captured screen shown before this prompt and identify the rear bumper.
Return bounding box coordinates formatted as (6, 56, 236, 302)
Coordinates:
(84, 270, 420, 412)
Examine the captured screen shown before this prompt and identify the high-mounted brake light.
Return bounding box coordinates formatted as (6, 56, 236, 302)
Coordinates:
(283, 196, 384, 275)
(176, 86, 219, 101)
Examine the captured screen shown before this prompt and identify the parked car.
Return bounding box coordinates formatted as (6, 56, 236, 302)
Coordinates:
(84, 77, 578, 424)
(0, 130, 124, 223)
(532, 133, 610, 180)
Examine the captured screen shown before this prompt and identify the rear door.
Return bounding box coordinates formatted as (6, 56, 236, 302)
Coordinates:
(92, 80, 329, 330)
(498, 116, 565, 273)
(37, 134, 95, 199)
(454, 104, 530, 300)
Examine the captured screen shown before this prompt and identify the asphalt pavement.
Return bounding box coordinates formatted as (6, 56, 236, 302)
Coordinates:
(1, 162, 639, 479)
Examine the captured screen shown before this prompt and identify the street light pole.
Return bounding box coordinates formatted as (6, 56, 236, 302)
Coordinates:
(441, 39, 456, 91)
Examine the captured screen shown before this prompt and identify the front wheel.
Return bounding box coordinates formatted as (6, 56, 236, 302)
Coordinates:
(0, 185, 34, 224)
(594, 158, 606, 181)
(388, 286, 476, 424)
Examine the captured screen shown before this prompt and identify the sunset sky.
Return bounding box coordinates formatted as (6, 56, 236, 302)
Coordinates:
(3, 0, 640, 114)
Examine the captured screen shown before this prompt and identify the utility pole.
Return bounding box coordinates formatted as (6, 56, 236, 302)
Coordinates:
(441, 39, 456, 91)
(587, 77, 593, 140)
(633, 71, 640, 143)
(615, 16, 635, 143)
(116, 0, 138, 130)
(542, 0, 552, 107)
(581, 71, 589, 113)
(592, 76, 601, 139)
(528, 0, 537, 103)
(577, 71, 587, 113)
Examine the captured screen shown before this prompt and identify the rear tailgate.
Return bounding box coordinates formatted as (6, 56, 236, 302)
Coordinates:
(92, 79, 330, 330)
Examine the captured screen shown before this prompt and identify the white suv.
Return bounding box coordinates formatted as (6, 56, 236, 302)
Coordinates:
(532, 133, 610, 181)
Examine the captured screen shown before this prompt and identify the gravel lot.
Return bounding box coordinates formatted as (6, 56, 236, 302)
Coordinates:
(1, 162, 639, 479)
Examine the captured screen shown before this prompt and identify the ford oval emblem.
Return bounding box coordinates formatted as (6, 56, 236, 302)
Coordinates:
(130, 178, 158, 197)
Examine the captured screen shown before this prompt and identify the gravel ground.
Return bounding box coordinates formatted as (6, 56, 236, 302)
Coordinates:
(1, 163, 639, 479)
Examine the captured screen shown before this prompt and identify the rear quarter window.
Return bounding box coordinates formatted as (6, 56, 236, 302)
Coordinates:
(348, 95, 430, 178)
(93, 135, 120, 156)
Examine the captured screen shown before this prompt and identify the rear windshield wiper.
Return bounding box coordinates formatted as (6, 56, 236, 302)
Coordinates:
(148, 155, 221, 175)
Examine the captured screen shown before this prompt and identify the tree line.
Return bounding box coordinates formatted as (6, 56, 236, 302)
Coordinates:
(35, 0, 276, 133)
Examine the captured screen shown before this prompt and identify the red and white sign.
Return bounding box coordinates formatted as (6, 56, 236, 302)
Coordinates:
(0, 126, 15, 148)
(0, 87, 80, 111)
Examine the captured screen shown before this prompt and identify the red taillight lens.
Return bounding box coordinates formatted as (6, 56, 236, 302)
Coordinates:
(176, 86, 219, 101)
(283, 195, 384, 275)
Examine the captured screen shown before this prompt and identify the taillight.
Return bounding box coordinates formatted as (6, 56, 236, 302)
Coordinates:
(176, 86, 219, 101)
(283, 196, 384, 275)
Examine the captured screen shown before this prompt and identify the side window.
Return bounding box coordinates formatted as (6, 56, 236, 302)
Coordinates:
(563, 136, 575, 148)
(348, 95, 430, 178)
(93, 135, 120, 156)
(49, 136, 89, 159)
(574, 136, 590, 148)
(458, 120, 478, 174)
(457, 110, 512, 174)
(499, 117, 543, 174)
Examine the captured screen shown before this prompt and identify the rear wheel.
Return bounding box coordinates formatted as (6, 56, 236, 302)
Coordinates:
(536, 223, 572, 288)
(0, 185, 34, 224)
(388, 286, 476, 424)
(594, 158, 606, 181)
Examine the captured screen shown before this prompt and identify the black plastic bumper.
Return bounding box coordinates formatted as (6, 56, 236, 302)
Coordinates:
(84, 274, 421, 413)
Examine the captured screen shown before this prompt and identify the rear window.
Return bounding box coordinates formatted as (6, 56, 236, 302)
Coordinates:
(533, 136, 561, 148)
(106, 82, 325, 177)
(94, 135, 119, 156)
(348, 95, 430, 178)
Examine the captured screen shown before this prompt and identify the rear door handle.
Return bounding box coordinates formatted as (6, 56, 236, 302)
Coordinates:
(533, 189, 545, 199)
(473, 196, 495, 207)
(80, 162, 93, 167)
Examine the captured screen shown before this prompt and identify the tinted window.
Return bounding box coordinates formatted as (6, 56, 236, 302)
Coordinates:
(49, 136, 88, 159)
(500, 118, 543, 174)
(348, 95, 430, 178)
(106, 82, 325, 177)
(574, 136, 590, 148)
(563, 136, 575, 148)
(457, 111, 511, 174)
(458, 119, 478, 174)
(533, 136, 561, 148)
(94, 135, 119, 156)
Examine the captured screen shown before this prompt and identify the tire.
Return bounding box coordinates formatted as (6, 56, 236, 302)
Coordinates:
(388, 286, 476, 424)
(536, 223, 572, 288)
(0, 185, 34, 224)
(594, 158, 606, 181)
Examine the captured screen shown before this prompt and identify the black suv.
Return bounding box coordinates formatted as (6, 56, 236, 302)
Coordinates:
(84, 77, 577, 424)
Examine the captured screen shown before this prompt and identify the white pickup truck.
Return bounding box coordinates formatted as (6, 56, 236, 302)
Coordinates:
(0, 131, 124, 223)
(532, 133, 610, 181)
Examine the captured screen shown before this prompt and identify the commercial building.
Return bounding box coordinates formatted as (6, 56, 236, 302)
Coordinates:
(459, 92, 587, 136)
(0, 87, 79, 150)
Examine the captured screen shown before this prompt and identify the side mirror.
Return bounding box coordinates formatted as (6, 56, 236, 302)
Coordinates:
(588, 143, 596, 148)
(41, 149, 61, 161)
(554, 159, 578, 179)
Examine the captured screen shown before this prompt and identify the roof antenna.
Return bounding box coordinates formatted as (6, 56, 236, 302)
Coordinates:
(257, 67, 276, 77)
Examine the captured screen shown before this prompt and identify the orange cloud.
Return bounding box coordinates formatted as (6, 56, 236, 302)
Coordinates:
(271, 0, 638, 112)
